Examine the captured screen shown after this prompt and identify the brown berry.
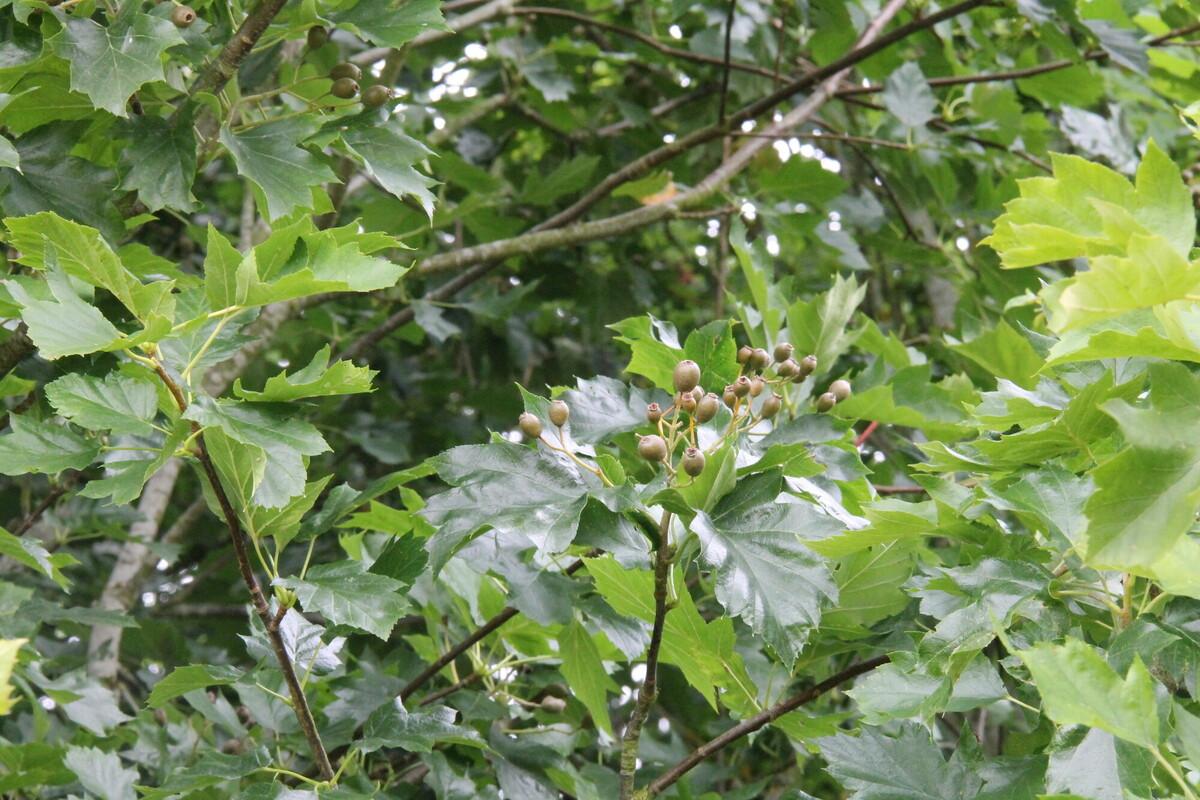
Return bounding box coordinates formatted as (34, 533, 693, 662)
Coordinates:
(548, 399, 569, 428)
(733, 376, 751, 397)
(638, 435, 668, 462)
(798, 354, 818, 378)
(830, 379, 852, 402)
(540, 696, 567, 713)
(749, 376, 765, 397)
(673, 360, 701, 394)
(362, 84, 393, 109)
(682, 447, 705, 477)
(330, 62, 362, 81)
(518, 412, 542, 439)
(331, 77, 359, 99)
(736, 345, 753, 365)
(170, 4, 196, 26)
(761, 393, 782, 419)
(695, 392, 720, 423)
(816, 392, 837, 412)
(679, 391, 697, 413)
(722, 386, 738, 409)
(306, 26, 328, 48)
(750, 348, 770, 370)
(773, 342, 794, 363)
(646, 402, 662, 424)
(777, 359, 798, 379)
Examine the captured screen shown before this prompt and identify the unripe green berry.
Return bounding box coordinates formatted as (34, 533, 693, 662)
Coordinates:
(306, 26, 328, 48)
(682, 447, 706, 477)
(362, 84, 393, 108)
(171, 4, 196, 26)
(777, 359, 798, 379)
(733, 375, 751, 397)
(330, 62, 362, 81)
(646, 402, 663, 424)
(830, 379, 852, 402)
(722, 386, 738, 409)
(749, 376, 765, 398)
(762, 393, 782, 419)
(736, 345, 753, 365)
(331, 77, 359, 98)
(518, 412, 542, 439)
(549, 399, 569, 427)
(750, 348, 770, 370)
(638, 434, 668, 462)
(816, 392, 837, 412)
(673, 359, 701, 394)
(695, 392, 720, 423)
(773, 342, 794, 363)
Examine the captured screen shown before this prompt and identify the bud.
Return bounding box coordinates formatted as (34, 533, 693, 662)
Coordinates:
(816, 392, 837, 412)
(638, 435, 668, 462)
(673, 360, 701, 394)
(518, 412, 542, 439)
(549, 399, 569, 427)
(749, 376, 765, 397)
(696, 392, 720, 423)
(773, 342, 794, 363)
(750, 348, 771, 370)
(776, 359, 798, 378)
(682, 447, 706, 477)
(830, 379, 852, 402)
(646, 402, 663, 424)
(736, 346, 753, 365)
(733, 376, 751, 397)
(761, 393, 782, 419)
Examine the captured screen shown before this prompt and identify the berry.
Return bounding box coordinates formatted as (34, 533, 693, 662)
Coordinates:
(679, 391, 697, 413)
(362, 84, 392, 108)
(540, 696, 567, 713)
(518, 412, 542, 439)
(673, 359, 701, 394)
(330, 62, 362, 81)
(816, 392, 837, 412)
(733, 375, 751, 397)
(722, 386, 738, 409)
(638, 434, 668, 462)
(682, 447, 705, 477)
(171, 4, 196, 26)
(777, 359, 798, 378)
(331, 77, 359, 98)
(306, 26, 328, 48)
(830, 379, 852, 402)
(798, 354, 818, 378)
(691, 386, 704, 402)
(773, 342, 794, 363)
(761, 393, 782, 419)
(695, 392, 720, 423)
(736, 345, 753, 365)
(549, 399, 570, 427)
(646, 402, 663, 424)
(750, 348, 770, 370)
(749, 376, 765, 397)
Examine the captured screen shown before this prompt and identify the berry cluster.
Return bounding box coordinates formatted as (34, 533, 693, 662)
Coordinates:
(514, 342, 851, 487)
(307, 29, 394, 108)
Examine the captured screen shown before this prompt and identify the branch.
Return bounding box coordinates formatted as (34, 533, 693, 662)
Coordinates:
(8, 478, 73, 537)
(352, 0, 518, 65)
(185, 0, 293, 102)
(619, 512, 672, 799)
(0, 323, 33, 381)
(595, 85, 712, 137)
(717, 0, 737, 121)
(644, 655, 889, 796)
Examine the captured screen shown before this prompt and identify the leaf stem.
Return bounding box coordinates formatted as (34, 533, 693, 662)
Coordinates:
(1154, 747, 1198, 800)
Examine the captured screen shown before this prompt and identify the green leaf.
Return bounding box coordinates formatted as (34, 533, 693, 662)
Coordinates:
(360, 698, 485, 752)
(883, 62, 937, 128)
(521, 155, 600, 206)
(275, 562, 409, 639)
(0, 414, 98, 475)
(147, 664, 243, 709)
(48, 6, 184, 117)
(118, 113, 197, 211)
(4, 267, 125, 359)
(558, 620, 617, 735)
(607, 315, 684, 391)
(64, 746, 137, 800)
(611, 170, 671, 200)
(45, 372, 158, 435)
(1017, 637, 1159, 748)
(245, 476, 331, 549)
(184, 397, 329, 508)
(0, 134, 18, 172)
(683, 319, 740, 395)
(340, 117, 437, 218)
(549, 375, 663, 445)
(0, 638, 24, 715)
(818, 722, 982, 799)
(786, 274, 866, 375)
(948, 320, 1043, 389)
(0, 527, 75, 589)
(368, 534, 427, 587)
(331, 0, 449, 49)
(219, 119, 336, 221)
(234, 346, 375, 402)
(821, 541, 915, 635)
(692, 471, 838, 665)
(421, 440, 590, 571)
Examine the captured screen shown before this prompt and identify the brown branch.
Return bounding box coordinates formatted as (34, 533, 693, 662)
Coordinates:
(619, 512, 672, 799)
(717, 0, 737, 122)
(645, 655, 889, 796)
(149, 360, 334, 780)
(185, 0, 291, 103)
(732, 130, 912, 151)
(9, 480, 72, 537)
(596, 86, 712, 137)
(873, 484, 928, 494)
(510, 6, 778, 79)
(0, 323, 33, 382)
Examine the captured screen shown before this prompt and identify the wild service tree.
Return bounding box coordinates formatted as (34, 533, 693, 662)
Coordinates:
(2, 0, 1200, 796)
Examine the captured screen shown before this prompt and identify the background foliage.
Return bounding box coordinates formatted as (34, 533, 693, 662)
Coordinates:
(2, 0, 1200, 796)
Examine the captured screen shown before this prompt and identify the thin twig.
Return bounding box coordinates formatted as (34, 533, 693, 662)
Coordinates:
(717, 0, 737, 122)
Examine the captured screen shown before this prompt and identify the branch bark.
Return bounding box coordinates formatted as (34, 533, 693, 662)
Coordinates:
(644, 655, 889, 797)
